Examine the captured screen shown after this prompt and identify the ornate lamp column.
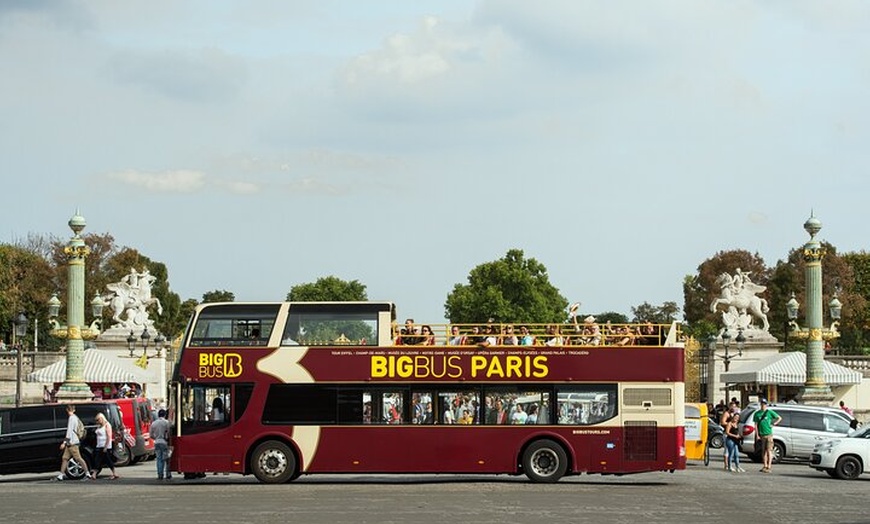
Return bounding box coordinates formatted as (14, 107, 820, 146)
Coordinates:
(53, 211, 95, 401)
(791, 213, 836, 405)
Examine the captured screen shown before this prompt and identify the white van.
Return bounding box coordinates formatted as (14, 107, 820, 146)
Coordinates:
(737, 402, 856, 463)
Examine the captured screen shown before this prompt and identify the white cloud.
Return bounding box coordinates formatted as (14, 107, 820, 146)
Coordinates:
(215, 179, 260, 195)
(106, 169, 206, 192)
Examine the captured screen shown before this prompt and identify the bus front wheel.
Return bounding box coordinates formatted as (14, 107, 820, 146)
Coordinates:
(251, 440, 296, 484)
(522, 440, 568, 483)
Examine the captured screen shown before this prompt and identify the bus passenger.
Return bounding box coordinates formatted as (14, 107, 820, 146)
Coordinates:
(211, 397, 225, 422)
(458, 409, 473, 424)
(511, 404, 528, 424)
(544, 325, 563, 346)
(526, 404, 539, 424)
(420, 325, 436, 345)
(399, 318, 424, 345)
(448, 325, 467, 345)
(518, 326, 535, 346)
(502, 325, 518, 345)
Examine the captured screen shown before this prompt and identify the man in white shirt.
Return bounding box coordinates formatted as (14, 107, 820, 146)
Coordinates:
(56, 404, 90, 480)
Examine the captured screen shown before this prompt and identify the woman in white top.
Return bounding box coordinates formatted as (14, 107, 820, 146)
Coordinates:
(89, 413, 119, 480)
(211, 397, 225, 422)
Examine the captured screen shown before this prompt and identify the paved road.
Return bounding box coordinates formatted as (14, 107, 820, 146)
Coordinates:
(0, 453, 866, 524)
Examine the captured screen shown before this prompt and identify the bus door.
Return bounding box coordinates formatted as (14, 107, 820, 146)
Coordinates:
(177, 384, 235, 472)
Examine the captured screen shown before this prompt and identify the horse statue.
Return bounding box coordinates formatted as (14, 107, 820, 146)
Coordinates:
(103, 268, 163, 330)
(710, 271, 770, 332)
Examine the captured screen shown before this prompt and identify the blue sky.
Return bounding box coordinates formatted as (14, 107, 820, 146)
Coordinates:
(2, 1, 869, 323)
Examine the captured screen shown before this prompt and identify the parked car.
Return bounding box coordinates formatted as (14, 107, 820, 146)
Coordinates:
(109, 397, 155, 465)
(809, 424, 870, 479)
(707, 416, 725, 449)
(738, 402, 856, 463)
(0, 401, 128, 479)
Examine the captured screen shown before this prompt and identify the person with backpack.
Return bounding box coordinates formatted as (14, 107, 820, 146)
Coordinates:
(56, 404, 92, 481)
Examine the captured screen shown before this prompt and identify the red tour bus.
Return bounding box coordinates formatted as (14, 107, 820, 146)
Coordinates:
(168, 301, 686, 483)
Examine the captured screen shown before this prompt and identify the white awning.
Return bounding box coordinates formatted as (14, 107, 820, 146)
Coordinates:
(721, 351, 863, 386)
(26, 348, 150, 384)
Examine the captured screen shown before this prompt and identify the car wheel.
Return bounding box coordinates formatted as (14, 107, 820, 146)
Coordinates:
(114, 443, 132, 467)
(835, 456, 862, 480)
(65, 455, 90, 480)
(710, 434, 724, 449)
(771, 441, 785, 464)
(251, 440, 296, 484)
(825, 468, 838, 478)
(522, 439, 568, 483)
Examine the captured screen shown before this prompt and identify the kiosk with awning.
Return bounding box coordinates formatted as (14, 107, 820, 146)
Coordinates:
(26, 348, 151, 398)
(721, 351, 862, 402)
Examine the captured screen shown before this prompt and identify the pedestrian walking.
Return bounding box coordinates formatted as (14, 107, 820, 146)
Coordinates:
(150, 409, 172, 480)
(89, 412, 119, 480)
(753, 399, 781, 473)
(55, 404, 91, 481)
(725, 413, 744, 472)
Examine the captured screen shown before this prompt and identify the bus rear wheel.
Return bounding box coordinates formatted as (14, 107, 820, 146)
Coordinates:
(251, 440, 296, 484)
(522, 440, 568, 483)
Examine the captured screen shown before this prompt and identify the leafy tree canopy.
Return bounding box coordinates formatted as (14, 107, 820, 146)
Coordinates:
(631, 301, 680, 324)
(202, 290, 235, 303)
(444, 249, 568, 324)
(287, 276, 368, 302)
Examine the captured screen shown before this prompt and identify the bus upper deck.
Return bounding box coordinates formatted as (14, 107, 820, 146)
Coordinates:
(184, 301, 681, 350)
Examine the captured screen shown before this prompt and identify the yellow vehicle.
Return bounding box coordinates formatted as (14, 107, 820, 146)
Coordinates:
(684, 402, 709, 464)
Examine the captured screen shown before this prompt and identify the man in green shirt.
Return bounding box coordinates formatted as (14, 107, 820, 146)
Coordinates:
(753, 399, 782, 473)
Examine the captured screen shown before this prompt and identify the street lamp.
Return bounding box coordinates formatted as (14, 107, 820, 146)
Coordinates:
(786, 213, 838, 404)
(154, 332, 166, 358)
(140, 327, 151, 357)
(717, 328, 743, 372)
(127, 330, 137, 358)
(13, 312, 27, 407)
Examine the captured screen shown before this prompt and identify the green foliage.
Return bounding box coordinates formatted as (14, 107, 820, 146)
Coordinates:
(631, 301, 680, 323)
(287, 276, 368, 302)
(0, 244, 55, 346)
(444, 249, 568, 324)
(201, 290, 235, 303)
(595, 311, 629, 324)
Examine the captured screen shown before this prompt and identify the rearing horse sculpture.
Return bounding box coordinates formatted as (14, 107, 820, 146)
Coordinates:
(710, 272, 770, 331)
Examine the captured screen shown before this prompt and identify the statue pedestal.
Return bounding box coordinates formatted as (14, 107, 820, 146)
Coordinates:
(797, 385, 835, 406)
(56, 382, 93, 402)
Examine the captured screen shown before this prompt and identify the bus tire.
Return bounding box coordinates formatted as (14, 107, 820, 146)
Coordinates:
(251, 440, 296, 484)
(522, 439, 568, 483)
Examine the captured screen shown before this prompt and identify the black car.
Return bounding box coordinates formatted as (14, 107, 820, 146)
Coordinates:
(707, 416, 725, 449)
(0, 402, 127, 479)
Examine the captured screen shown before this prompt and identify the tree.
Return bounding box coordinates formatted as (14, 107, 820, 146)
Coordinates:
(444, 249, 568, 324)
(0, 244, 55, 347)
(202, 290, 235, 303)
(631, 301, 680, 324)
(287, 276, 367, 302)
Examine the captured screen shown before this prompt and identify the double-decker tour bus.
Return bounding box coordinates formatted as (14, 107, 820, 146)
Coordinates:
(168, 301, 686, 483)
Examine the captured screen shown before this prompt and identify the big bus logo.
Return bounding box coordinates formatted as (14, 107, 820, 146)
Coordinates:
(198, 353, 243, 378)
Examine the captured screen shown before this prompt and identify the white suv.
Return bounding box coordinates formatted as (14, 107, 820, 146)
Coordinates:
(737, 402, 855, 463)
(810, 425, 870, 479)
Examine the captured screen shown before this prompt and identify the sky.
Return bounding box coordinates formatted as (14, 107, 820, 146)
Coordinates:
(2, 1, 870, 324)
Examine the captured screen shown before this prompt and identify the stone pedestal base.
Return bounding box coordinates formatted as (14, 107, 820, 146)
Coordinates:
(55, 382, 93, 402)
(797, 385, 835, 406)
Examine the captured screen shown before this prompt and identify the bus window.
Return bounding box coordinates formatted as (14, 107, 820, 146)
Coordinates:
(556, 385, 618, 425)
(284, 311, 378, 346)
(437, 391, 480, 425)
(410, 391, 432, 424)
(190, 304, 279, 347)
(382, 391, 405, 424)
(181, 384, 232, 434)
(483, 389, 550, 425)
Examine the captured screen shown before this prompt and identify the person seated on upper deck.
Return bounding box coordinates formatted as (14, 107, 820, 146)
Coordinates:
(477, 323, 500, 348)
(518, 325, 535, 346)
(544, 325, 563, 346)
(399, 318, 425, 345)
(571, 315, 601, 345)
(465, 325, 485, 346)
(448, 325, 467, 346)
(420, 325, 436, 345)
(637, 322, 660, 346)
(501, 325, 518, 345)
